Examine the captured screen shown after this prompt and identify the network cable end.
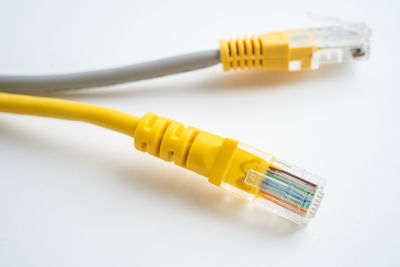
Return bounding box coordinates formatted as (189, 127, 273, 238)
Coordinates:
(215, 143, 327, 226)
(220, 22, 370, 72)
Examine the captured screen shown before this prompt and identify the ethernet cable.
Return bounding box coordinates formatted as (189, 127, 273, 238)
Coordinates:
(0, 92, 326, 226)
(0, 21, 370, 93)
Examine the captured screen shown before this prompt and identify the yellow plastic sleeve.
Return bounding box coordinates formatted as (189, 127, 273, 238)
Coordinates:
(220, 31, 318, 71)
(133, 112, 241, 180)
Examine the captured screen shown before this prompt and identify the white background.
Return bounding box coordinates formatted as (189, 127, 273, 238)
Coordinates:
(1, 0, 399, 266)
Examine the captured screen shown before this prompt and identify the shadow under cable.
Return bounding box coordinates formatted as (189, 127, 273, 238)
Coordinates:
(0, 122, 302, 237)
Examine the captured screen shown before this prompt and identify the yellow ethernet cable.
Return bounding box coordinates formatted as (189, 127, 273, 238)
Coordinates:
(0, 92, 326, 226)
(0, 21, 370, 93)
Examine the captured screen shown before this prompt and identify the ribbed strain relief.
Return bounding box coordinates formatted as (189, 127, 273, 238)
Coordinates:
(134, 113, 199, 167)
(220, 37, 263, 71)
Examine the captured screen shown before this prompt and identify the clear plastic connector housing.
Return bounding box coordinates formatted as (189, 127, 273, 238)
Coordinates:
(287, 23, 371, 71)
(221, 144, 326, 226)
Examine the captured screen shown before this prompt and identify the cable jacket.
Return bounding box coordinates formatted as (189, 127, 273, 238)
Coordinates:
(0, 92, 139, 136)
(0, 50, 220, 92)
